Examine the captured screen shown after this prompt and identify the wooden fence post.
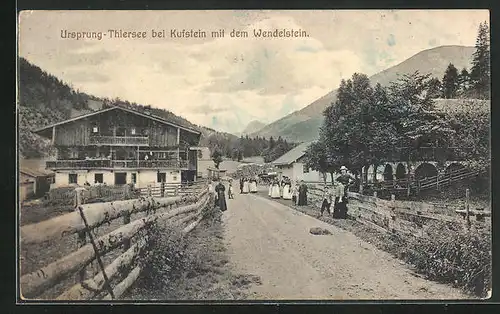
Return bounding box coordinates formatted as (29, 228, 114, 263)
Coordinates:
(161, 182, 165, 198)
(465, 188, 471, 230)
(389, 194, 396, 233)
(147, 185, 152, 197)
(74, 189, 87, 282)
(122, 209, 131, 251)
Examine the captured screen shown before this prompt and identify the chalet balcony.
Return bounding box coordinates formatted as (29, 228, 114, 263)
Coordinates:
(46, 159, 188, 170)
(89, 135, 149, 146)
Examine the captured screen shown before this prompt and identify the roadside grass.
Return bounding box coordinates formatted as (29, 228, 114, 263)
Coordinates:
(125, 209, 261, 300)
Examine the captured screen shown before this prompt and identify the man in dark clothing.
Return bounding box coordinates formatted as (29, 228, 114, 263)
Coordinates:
(297, 180, 308, 206)
(215, 181, 227, 211)
(239, 177, 244, 193)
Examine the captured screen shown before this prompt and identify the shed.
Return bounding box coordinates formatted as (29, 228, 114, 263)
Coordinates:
(19, 167, 55, 201)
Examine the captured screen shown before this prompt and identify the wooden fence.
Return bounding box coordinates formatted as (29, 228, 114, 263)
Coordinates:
(305, 183, 490, 237)
(45, 185, 134, 205)
(136, 179, 207, 198)
(20, 182, 214, 300)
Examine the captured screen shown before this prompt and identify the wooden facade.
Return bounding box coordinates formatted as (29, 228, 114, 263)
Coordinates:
(53, 109, 183, 148)
(34, 107, 202, 186)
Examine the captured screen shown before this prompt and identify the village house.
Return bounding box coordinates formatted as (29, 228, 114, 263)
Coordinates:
(271, 142, 332, 182)
(34, 106, 201, 189)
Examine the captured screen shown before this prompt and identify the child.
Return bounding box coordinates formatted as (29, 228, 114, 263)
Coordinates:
(320, 183, 332, 216)
(228, 179, 234, 199)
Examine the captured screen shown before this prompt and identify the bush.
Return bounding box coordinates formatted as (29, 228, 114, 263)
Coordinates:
(138, 194, 218, 290)
(402, 221, 491, 297)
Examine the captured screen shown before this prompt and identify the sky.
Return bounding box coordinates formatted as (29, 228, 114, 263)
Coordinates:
(18, 10, 489, 134)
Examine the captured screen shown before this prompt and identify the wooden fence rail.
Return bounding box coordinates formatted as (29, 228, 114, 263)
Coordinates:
(304, 182, 490, 238)
(20, 181, 214, 300)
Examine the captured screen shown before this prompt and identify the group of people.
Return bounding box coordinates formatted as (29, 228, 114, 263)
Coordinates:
(268, 166, 354, 219)
(268, 177, 309, 206)
(239, 177, 258, 194)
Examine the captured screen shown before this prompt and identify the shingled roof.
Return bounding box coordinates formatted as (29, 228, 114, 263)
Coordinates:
(33, 106, 201, 137)
(271, 142, 313, 166)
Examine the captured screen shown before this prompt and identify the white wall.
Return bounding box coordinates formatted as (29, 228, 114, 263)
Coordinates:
(52, 169, 181, 189)
(276, 165, 294, 180)
(198, 160, 215, 178)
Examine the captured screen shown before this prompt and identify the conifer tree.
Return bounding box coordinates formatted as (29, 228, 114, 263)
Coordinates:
(469, 22, 490, 99)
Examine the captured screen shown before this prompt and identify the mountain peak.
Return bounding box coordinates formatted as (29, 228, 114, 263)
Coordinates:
(240, 120, 266, 136)
(251, 45, 476, 142)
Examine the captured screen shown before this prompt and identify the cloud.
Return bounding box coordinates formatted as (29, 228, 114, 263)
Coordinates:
(66, 70, 110, 83)
(18, 10, 489, 134)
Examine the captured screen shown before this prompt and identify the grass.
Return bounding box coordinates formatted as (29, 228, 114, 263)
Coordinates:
(20, 201, 74, 226)
(125, 204, 261, 300)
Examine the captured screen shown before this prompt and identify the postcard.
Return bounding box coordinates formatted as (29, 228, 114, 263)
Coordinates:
(17, 10, 491, 302)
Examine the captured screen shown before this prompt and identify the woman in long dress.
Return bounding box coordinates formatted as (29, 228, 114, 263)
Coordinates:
(297, 180, 308, 206)
(242, 178, 250, 194)
(332, 182, 346, 218)
(282, 179, 292, 200)
(271, 179, 281, 199)
(215, 181, 227, 211)
(250, 177, 258, 193)
(268, 181, 273, 197)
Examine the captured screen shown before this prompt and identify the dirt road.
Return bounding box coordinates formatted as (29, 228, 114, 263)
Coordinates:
(222, 187, 469, 300)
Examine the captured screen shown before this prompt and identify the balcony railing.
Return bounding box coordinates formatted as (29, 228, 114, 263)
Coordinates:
(46, 159, 188, 169)
(89, 135, 149, 146)
(385, 147, 475, 162)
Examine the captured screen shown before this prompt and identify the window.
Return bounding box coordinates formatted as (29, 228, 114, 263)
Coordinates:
(93, 126, 99, 133)
(94, 173, 104, 184)
(303, 164, 309, 173)
(69, 149, 79, 159)
(114, 172, 127, 185)
(131, 173, 137, 184)
(69, 173, 78, 184)
(131, 128, 136, 135)
(157, 172, 166, 183)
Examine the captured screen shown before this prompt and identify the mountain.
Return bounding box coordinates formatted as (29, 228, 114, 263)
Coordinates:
(18, 58, 238, 159)
(238, 120, 266, 136)
(251, 45, 476, 142)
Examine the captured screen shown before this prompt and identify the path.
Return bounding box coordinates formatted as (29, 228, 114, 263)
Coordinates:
(221, 184, 469, 300)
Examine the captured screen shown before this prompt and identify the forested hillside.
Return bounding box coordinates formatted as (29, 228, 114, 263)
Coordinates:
(18, 58, 240, 159)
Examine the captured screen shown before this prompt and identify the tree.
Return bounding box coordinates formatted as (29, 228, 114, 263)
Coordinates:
(442, 63, 459, 99)
(427, 77, 443, 99)
(458, 68, 470, 96)
(319, 73, 377, 184)
(211, 148, 223, 169)
(387, 71, 455, 155)
(469, 22, 490, 99)
(304, 141, 331, 183)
